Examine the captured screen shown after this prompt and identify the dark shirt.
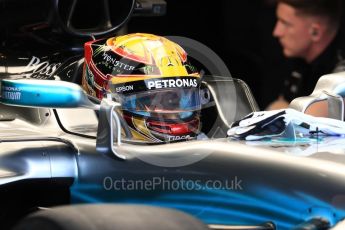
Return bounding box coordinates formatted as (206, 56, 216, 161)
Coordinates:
(282, 35, 345, 102)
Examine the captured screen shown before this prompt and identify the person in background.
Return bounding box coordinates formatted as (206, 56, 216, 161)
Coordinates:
(267, 0, 345, 110)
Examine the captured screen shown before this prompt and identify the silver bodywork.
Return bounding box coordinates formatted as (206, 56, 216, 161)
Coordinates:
(1, 76, 345, 229)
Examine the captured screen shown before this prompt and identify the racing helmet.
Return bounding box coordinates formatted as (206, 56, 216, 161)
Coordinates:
(82, 33, 201, 143)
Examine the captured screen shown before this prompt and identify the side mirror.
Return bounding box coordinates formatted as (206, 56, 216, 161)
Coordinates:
(0, 79, 125, 160)
(289, 72, 345, 120)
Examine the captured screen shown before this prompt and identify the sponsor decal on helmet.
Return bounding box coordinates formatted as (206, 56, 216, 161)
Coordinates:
(115, 85, 134, 93)
(102, 52, 136, 71)
(168, 135, 191, 142)
(146, 78, 198, 90)
(110, 76, 200, 95)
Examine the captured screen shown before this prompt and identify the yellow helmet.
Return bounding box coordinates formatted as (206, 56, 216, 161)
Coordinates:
(82, 33, 201, 143)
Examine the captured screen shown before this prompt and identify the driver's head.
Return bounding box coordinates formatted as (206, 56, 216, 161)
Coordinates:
(82, 33, 201, 143)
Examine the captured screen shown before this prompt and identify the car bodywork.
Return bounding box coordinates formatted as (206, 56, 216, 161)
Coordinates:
(0, 76, 345, 230)
(1, 1, 345, 230)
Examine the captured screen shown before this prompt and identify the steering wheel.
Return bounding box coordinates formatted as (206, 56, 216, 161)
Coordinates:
(53, 0, 135, 37)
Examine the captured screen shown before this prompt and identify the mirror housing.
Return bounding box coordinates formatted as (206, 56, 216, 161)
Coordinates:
(0, 79, 97, 109)
(0, 79, 125, 160)
(289, 72, 345, 120)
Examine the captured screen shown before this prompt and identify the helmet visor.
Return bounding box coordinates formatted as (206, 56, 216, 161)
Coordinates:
(120, 88, 201, 118)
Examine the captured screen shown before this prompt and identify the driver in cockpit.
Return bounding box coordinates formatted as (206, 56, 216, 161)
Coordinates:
(81, 33, 203, 143)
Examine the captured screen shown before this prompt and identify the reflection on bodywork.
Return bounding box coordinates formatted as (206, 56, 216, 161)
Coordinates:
(71, 183, 345, 229)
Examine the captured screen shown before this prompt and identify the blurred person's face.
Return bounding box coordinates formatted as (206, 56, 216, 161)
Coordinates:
(273, 3, 315, 60)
